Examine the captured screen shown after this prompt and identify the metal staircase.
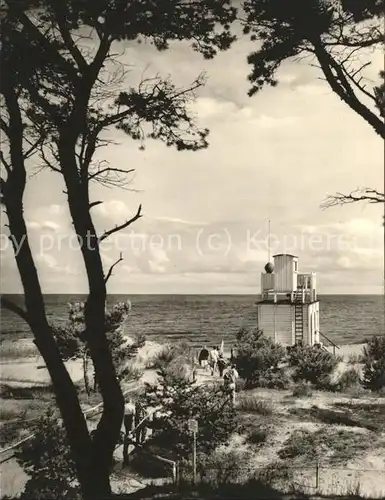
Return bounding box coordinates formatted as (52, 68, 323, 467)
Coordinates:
(294, 291, 303, 344)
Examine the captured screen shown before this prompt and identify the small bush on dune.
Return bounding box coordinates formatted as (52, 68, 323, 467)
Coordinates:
(256, 367, 291, 389)
(288, 344, 338, 389)
(120, 363, 143, 382)
(336, 367, 361, 392)
(254, 461, 294, 491)
(197, 448, 254, 486)
(235, 377, 246, 392)
(237, 395, 273, 415)
(14, 410, 80, 499)
(247, 426, 269, 446)
(150, 345, 176, 368)
(234, 329, 286, 389)
(348, 353, 365, 365)
(142, 368, 237, 461)
(292, 382, 313, 398)
(362, 335, 385, 392)
(0, 341, 39, 359)
(150, 341, 194, 371)
(278, 430, 318, 460)
(0, 421, 22, 447)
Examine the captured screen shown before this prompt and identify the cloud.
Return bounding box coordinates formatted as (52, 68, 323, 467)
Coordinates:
(94, 200, 133, 220)
(1, 36, 382, 294)
(41, 221, 61, 232)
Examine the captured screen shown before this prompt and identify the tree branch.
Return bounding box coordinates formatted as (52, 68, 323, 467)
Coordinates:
(99, 204, 142, 242)
(0, 151, 11, 174)
(321, 188, 385, 209)
(0, 117, 10, 137)
(88, 167, 135, 182)
(104, 252, 123, 284)
(23, 135, 46, 160)
(89, 200, 103, 209)
(314, 42, 385, 138)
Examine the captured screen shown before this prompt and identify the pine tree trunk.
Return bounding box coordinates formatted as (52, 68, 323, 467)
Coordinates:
(1, 77, 110, 499)
(59, 142, 125, 496)
(4, 200, 103, 498)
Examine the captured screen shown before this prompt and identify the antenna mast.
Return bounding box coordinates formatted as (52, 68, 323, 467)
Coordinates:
(268, 219, 271, 262)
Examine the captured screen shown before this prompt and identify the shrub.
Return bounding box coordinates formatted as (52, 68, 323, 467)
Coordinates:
(197, 448, 254, 486)
(151, 341, 194, 371)
(292, 382, 313, 398)
(348, 353, 365, 364)
(247, 427, 269, 446)
(336, 367, 361, 392)
(0, 421, 22, 447)
(362, 336, 385, 391)
(151, 345, 177, 369)
(278, 430, 318, 460)
(256, 367, 291, 389)
(253, 461, 294, 491)
(235, 377, 246, 392)
(234, 329, 286, 389)
(288, 344, 338, 388)
(237, 395, 273, 415)
(53, 301, 143, 393)
(279, 428, 372, 463)
(142, 367, 237, 461)
(121, 363, 143, 382)
(14, 411, 80, 499)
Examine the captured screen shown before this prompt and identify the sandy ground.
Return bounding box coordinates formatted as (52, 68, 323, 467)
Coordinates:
(2, 340, 385, 499)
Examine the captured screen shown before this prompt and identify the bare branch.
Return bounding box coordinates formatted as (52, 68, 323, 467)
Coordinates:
(39, 144, 61, 173)
(321, 188, 385, 209)
(0, 117, 10, 137)
(1, 296, 29, 324)
(99, 204, 142, 242)
(23, 135, 46, 160)
(89, 201, 103, 209)
(0, 151, 11, 174)
(88, 166, 135, 182)
(104, 252, 123, 284)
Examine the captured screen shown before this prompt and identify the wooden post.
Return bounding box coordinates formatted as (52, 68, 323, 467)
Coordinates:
(316, 460, 320, 490)
(193, 429, 197, 485)
(188, 419, 198, 486)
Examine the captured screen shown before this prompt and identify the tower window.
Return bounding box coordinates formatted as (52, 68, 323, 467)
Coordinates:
(294, 261, 298, 272)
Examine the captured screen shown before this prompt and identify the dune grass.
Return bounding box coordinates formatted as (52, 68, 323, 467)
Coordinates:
(237, 394, 273, 415)
(288, 406, 380, 432)
(1, 341, 39, 360)
(278, 427, 374, 463)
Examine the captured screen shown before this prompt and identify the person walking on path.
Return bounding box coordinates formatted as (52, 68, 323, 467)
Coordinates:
(122, 398, 135, 466)
(217, 354, 227, 378)
(198, 346, 209, 370)
(223, 364, 239, 405)
(135, 399, 148, 445)
(209, 346, 219, 376)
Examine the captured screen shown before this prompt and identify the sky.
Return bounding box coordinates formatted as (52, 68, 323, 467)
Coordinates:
(1, 31, 383, 295)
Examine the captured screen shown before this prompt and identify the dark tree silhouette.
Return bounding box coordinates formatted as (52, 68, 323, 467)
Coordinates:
(243, 0, 384, 137)
(0, 1, 236, 498)
(242, 0, 384, 208)
(322, 187, 384, 208)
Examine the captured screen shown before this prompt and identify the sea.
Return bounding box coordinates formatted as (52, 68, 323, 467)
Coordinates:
(1, 294, 384, 347)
